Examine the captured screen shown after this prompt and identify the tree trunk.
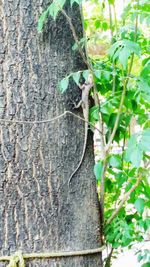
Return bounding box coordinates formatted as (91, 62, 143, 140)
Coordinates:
(0, 0, 102, 266)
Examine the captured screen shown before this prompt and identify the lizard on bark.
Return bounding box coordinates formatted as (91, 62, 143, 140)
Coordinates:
(68, 74, 94, 188)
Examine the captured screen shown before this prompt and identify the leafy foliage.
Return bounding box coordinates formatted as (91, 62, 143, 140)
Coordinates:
(125, 128, 150, 167)
(38, 0, 82, 32)
(137, 249, 150, 267)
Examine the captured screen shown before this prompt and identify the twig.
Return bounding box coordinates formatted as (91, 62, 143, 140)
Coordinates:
(108, 2, 116, 94)
(54, 0, 87, 65)
(106, 173, 142, 225)
(104, 247, 114, 267)
(79, 3, 89, 64)
(113, 2, 118, 34)
(105, 76, 126, 153)
(108, 3, 113, 42)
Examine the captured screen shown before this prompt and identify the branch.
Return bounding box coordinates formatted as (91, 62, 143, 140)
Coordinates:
(106, 174, 142, 225)
(108, 2, 116, 94)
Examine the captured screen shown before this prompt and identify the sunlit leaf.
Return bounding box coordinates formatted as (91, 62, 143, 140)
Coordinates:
(109, 40, 141, 68)
(125, 134, 143, 167)
(94, 161, 103, 181)
(109, 155, 122, 169)
(59, 77, 69, 93)
(90, 106, 99, 123)
(82, 70, 90, 81)
(102, 21, 108, 31)
(135, 198, 145, 214)
(141, 263, 150, 267)
(119, 47, 131, 69)
(70, 0, 82, 6)
(94, 69, 101, 79)
(72, 72, 81, 85)
(38, 10, 49, 32)
(95, 19, 101, 29)
(108, 0, 115, 4)
(48, 3, 60, 20)
(139, 128, 150, 152)
(125, 129, 150, 167)
(116, 172, 128, 187)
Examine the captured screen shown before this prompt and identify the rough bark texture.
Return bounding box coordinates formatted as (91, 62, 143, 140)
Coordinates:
(0, 0, 102, 266)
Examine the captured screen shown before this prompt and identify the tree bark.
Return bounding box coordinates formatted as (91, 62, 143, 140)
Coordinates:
(0, 0, 102, 266)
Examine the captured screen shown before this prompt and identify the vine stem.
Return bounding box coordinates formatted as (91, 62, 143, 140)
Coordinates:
(105, 76, 126, 153)
(113, 3, 118, 34)
(0, 111, 103, 135)
(55, 0, 87, 65)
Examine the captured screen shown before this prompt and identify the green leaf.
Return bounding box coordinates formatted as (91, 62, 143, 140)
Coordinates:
(38, 9, 49, 32)
(72, 42, 78, 51)
(109, 41, 122, 58)
(90, 106, 99, 122)
(138, 78, 150, 95)
(103, 70, 111, 81)
(72, 72, 81, 85)
(108, 0, 115, 4)
(101, 103, 114, 115)
(141, 262, 150, 267)
(59, 77, 69, 93)
(130, 146, 143, 167)
(141, 61, 150, 82)
(94, 161, 103, 181)
(116, 172, 128, 187)
(125, 134, 143, 167)
(70, 0, 82, 6)
(95, 20, 101, 29)
(142, 57, 150, 67)
(109, 155, 122, 169)
(139, 128, 150, 152)
(94, 69, 101, 79)
(48, 3, 60, 20)
(102, 21, 108, 31)
(135, 198, 145, 214)
(109, 40, 141, 68)
(118, 47, 131, 69)
(137, 254, 143, 262)
(122, 40, 141, 56)
(82, 70, 90, 81)
(48, 0, 66, 20)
